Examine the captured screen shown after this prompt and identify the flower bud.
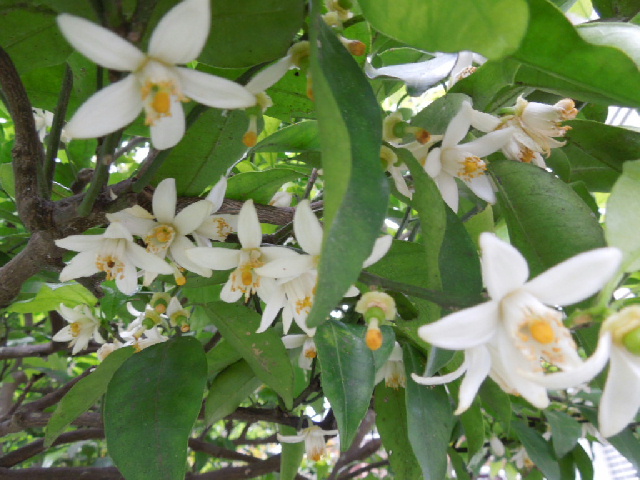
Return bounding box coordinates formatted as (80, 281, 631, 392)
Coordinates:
(150, 292, 171, 314)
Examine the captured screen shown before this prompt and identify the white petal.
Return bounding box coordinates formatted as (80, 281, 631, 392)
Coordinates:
(59, 250, 99, 281)
(277, 432, 306, 443)
(238, 200, 262, 249)
(442, 101, 472, 148)
(57, 14, 144, 70)
(153, 178, 177, 224)
(455, 346, 492, 414)
(465, 174, 496, 204)
(424, 147, 442, 178)
(103, 221, 134, 241)
(126, 243, 174, 274)
(149, 0, 210, 64)
(170, 235, 212, 277)
(479, 233, 528, 300)
(411, 361, 467, 386)
(187, 247, 240, 270)
(599, 346, 640, 437)
(246, 56, 293, 94)
(149, 97, 186, 150)
(257, 289, 286, 333)
(363, 235, 392, 267)
(52, 325, 74, 342)
(417, 301, 499, 350)
(220, 278, 244, 303)
(470, 109, 501, 132)
(206, 176, 228, 212)
(520, 332, 611, 389)
(55, 235, 103, 252)
(282, 334, 307, 349)
(436, 173, 459, 212)
(173, 200, 213, 235)
(178, 68, 257, 109)
(460, 127, 514, 158)
(115, 261, 139, 295)
(64, 75, 142, 139)
(294, 200, 324, 256)
(255, 255, 315, 279)
(523, 248, 622, 306)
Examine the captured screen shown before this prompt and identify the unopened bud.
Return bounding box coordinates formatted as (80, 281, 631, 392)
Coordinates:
(150, 292, 171, 314)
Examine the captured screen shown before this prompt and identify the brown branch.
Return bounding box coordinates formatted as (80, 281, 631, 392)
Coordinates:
(0, 428, 105, 467)
(227, 407, 300, 428)
(0, 342, 66, 361)
(0, 46, 48, 230)
(338, 460, 389, 480)
(188, 438, 260, 463)
(0, 411, 102, 437)
(329, 409, 379, 480)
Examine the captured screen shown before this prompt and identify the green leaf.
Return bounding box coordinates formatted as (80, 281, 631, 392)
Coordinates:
(155, 109, 249, 196)
(578, 22, 640, 67)
(374, 383, 422, 480)
(306, 17, 389, 328)
(200, 0, 304, 68)
(358, 0, 528, 60)
(448, 447, 472, 480)
(8, 283, 98, 313)
(279, 424, 306, 480)
(403, 344, 453, 480)
(511, 420, 560, 480)
(411, 93, 470, 135)
(104, 337, 207, 480)
(545, 410, 582, 458)
(490, 160, 605, 277)
(513, 0, 640, 108)
(204, 360, 262, 425)
(315, 320, 375, 451)
(45, 347, 134, 448)
(572, 443, 594, 480)
(479, 379, 512, 428)
(592, 0, 640, 20)
(206, 338, 243, 376)
(459, 401, 486, 459)
(254, 121, 320, 152)
(606, 160, 640, 271)
(202, 303, 294, 408)
(225, 169, 303, 204)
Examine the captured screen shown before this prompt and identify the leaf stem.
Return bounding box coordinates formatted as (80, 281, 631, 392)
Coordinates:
(77, 132, 121, 216)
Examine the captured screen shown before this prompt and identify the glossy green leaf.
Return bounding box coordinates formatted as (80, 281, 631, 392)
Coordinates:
(206, 338, 242, 376)
(448, 447, 472, 480)
(511, 420, 560, 480)
(225, 169, 303, 204)
(545, 410, 582, 458)
(411, 93, 470, 135)
(513, 0, 640, 108)
(104, 337, 207, 480)
(490, 160, 605, 277)
(155, 109, 249, 196)
(204, 360, 262, 425)
(203, 303, 294, 408)
(265, 71, 316, 123)
(306, 17, 388, 328)
(374, 383, 422, 480)
(403, 344, 453, 480)
(359, 0, 528, 60)
(315, 320, 375, 451)
(8, 283, 97, 313)
(254, 121, 320, 152)
(572, 443, 594, 480)
(479, 379, 512, 428)
(459, 401, 486, 459)
(279, 424, 306, 480)
(45, 347, 134, 448)
(606, 160, 640, 271)
(578, 22, 640, 67)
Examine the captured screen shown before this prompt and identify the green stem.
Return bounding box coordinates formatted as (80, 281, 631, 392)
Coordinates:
(77, 132, 121, 216)
(43, 64, 73, 198)
(358, 271, 483, 309)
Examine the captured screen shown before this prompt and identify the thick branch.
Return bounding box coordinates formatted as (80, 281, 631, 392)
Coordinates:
(0, 342, 65, 361)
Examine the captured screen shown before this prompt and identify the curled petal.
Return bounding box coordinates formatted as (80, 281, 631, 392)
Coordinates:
(64, 75, 142, 139)
(479, 233, 528, 300)
(149, 0, 210, 64)
(418, 301, 499, 350)
(363, 235, 393, 268)
(178, 68, 256, 109)
(524, 247, 622, 306)
(294, 200, 324, 256)
(599, 346, 640, 437)
(206, 176, 228, 211)
(411, 361, 467, 386)
(57, 14, 144, 71)
(455, 346, 491, 414)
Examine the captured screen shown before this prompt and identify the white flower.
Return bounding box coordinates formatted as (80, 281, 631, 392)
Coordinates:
(411, 233, 621, 414)
(108, 178, 213, 283)
(526, 305, 640, 437)
(424, 101, 514, 212)
(187, 199, 296, 303)
(277, 425, 339, 462)
(269, 191, 293, 208)
(192, 176, 238, 247)
(55, 221, 173, 295)
(375, 342, 406, 388)
(282, 334, 317, 370)
(381, 145, 412, 199)
(32, 108, 54, 142)
(53, 304, 105, 354)
(57, 0, 256, 149)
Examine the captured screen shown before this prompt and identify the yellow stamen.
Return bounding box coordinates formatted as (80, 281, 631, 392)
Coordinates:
(296, 296, 313, 314)
(152, 91, 171, 114)
(96, 254, 124, 281)
(530, 320, 555, 344)
(145, 224, 176, 254)
(70, 322, 81, 337)
(305, 348, 317, 359)
(459, 156, 487, 180)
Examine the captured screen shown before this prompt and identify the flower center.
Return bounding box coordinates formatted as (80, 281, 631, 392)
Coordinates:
(529, 320, 555, 344)
(458, 155, 487, 180)
(296, 296, 313, 315)
(304, 346, 317, 359)
(146, 224, 176, 254)
(141, 80, 185, 126)
(70, 322, 82, 337)
(96, 254, 125, 281)
(231, 249, 265, 299)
